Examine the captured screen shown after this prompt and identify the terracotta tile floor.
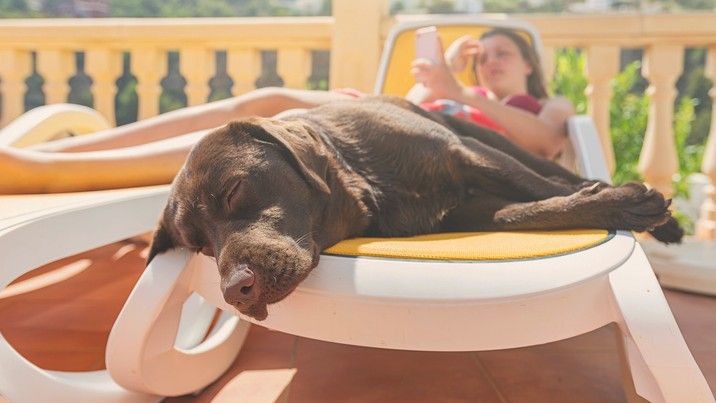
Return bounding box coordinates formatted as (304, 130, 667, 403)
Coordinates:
(1, 240, 714, 402)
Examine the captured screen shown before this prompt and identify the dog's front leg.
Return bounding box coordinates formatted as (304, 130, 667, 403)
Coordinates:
(442, 183, 683, 244)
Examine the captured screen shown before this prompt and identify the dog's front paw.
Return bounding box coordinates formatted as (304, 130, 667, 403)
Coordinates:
(577, 182, 671, 233)
(648, 216, 684, 244)
(613, 183, 672, 232)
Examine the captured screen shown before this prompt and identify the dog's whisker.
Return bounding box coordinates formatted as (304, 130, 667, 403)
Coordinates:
(293, 231, 314, 248)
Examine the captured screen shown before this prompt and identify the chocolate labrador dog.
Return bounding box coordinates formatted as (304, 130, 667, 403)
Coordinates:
(148, 96, 682, 320)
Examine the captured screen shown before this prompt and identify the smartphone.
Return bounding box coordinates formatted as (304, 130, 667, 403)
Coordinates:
(415, 26, 440, 63)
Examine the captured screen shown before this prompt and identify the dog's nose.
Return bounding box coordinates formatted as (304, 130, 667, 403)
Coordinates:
(221, 264, 257, 306)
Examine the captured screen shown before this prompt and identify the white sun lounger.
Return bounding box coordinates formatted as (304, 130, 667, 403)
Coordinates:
(1, 17, 712, 403)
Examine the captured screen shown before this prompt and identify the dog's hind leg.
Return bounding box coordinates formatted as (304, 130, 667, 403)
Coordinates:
(434, 112, 589, 186)
(442, 182, 683, 244)
(368, 97, 596, 198)
(453, 135, 579, 202)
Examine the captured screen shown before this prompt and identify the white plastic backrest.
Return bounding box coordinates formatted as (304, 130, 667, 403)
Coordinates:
(0, 103, 110, 147)
(567, 115, 612, 184)
(374, 15, 544, 95)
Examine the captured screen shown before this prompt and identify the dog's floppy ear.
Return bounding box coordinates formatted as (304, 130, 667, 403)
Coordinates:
(146, 219, 174, 265)
(231, 119, 330, 195)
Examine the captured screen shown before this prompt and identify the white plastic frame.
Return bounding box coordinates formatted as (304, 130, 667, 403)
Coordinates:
(0, 186, 248, 402)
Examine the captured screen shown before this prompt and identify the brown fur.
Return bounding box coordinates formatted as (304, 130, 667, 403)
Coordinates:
(148, 96, 682, 320)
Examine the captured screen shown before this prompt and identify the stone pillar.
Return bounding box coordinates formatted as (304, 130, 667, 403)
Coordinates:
(36, 49, 74, 104)
(180, 47, 215, 106)
(227, 48, 261, 95)
(85, 48, 122, 124)
(585, 45, 619, 174)
(330, 0, 389, 91)
(638, 45, 683, 198)
(696, 46, 716, 239)
(0, 50, 32, 127)
(132, 48, 166, 119)
(277, 48, 311, 89)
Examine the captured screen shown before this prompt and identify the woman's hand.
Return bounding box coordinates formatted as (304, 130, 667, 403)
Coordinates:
(410, 37, 465, 102)
(444, 35, 481, 73)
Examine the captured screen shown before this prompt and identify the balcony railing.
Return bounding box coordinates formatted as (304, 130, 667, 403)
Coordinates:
(0, 1, 714, 239)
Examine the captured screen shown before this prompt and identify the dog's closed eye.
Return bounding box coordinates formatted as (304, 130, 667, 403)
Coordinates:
(226, 180, 244, 211)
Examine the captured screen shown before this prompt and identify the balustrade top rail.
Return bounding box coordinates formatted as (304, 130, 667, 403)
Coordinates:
(392, 13, 716, 46)
(2, 13, 716, 47)
(0, 17, 333, 48)
(524, 13, 716, 46)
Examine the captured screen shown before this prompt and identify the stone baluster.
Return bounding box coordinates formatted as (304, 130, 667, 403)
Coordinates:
(180, 47, 215, 106)
(0, 49, 32, 127)
(36, 49, 74, 104)
(226, 48, 261, 95)
(638, 45, 684, 198)
(84, 49, 122, 124)
(330, 0, 389, 91)
(131, 48, 166, 119)
(277, 48, 311, 89)
(696, 46, 716, 240)
(585, 45, 619, 174)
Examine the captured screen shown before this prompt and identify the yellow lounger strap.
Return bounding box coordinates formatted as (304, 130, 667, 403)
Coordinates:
(325, 229, 611, 261)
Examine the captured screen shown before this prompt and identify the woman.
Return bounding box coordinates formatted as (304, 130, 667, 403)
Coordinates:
(408, 28, 574, 159)
(0, 28, 574, 194)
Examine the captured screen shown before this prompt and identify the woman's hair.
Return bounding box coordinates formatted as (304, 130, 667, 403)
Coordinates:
(473, 28, 549, 99)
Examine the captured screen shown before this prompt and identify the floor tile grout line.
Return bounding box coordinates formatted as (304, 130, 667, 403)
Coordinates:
(471, 352, 509, 403)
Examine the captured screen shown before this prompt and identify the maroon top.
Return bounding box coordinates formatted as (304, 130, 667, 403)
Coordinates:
(505, 94, 543, 114)
(472, 86, 543, 115)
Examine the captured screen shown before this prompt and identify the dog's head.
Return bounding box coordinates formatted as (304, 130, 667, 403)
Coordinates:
(148, 118, 331, 320)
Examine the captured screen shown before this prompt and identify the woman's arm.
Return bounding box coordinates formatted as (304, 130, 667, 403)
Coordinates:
(411, 51, 574, 159)
(455, 90, 574, 159)
(0, 130, 207, 194)
(30, 88, 352, 153)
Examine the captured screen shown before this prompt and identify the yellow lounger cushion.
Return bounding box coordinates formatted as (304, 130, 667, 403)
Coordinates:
(324, 229, 611, 261)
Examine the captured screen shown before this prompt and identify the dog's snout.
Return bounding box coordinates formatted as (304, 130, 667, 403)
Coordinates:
(221, 264, 258, 306)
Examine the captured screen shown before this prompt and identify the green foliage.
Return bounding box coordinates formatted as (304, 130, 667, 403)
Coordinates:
(0, 0, 39, 17)
(550, 48, 587, 114)
(483, 0, 572, 13)
(423, 0, 458, 13)
(551, 50, 706, 233)
(115, 76, 138, 126)
(306, 78, 329, 91)
(677, 49, 712, 147)
(107, 0, 303, 17)
(549, 50, 651, 186)
(608, 61, 650, 185)
(481, 0, 522, 13)
(648, 0, 716, 10)
(673, 96, 705, 199)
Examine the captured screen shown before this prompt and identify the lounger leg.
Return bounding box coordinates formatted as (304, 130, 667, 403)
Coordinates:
(106, 249, 250, 397)
(0, 334, 158, 403)
(607, 245, 714, 403)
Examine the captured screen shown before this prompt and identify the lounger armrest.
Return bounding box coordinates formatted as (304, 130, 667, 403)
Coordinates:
(0, 186, 169, 290)
(567, 114, 612, 184)
(0, 103, 110, 148)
